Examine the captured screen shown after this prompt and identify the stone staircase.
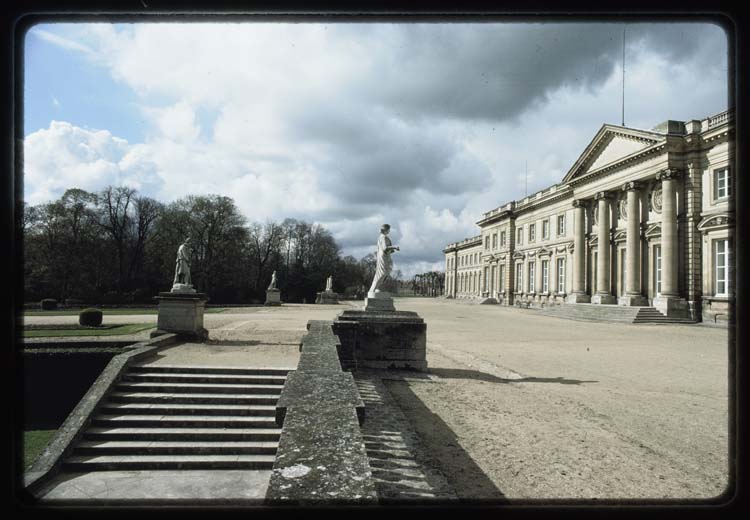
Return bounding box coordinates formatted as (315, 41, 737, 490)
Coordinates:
(542, 303, 695, 324)
(62, 364, 292, 471)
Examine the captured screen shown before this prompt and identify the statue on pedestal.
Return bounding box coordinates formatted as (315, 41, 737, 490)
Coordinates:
(173, 238, 192, 288)
(368, 224, 399, 296)
(326, 276, 333, 292)
(268, 270, 278, 290)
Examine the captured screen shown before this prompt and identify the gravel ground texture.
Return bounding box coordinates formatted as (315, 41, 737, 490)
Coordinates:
(24, 298, 730, 501)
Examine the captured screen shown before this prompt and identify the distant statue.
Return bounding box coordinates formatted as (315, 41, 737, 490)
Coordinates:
(326, 276, 333, 292)
(173, 237, 192, 286)
(368, 224, 399, 295)
(268, 270, 278, 290)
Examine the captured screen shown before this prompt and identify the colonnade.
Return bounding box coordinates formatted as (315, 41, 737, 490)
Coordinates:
(568, 168, 681, 306)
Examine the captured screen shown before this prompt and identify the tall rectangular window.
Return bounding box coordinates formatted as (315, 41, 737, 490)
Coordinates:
(528, 262, 535, 293)
(715, 239, 730, 296)
(483, 266, 489, 291)
(517, 228, 523, 245)
(542, 259, 549, 292)
(542, 220, 549, 240)
(492, 233, 497, 249)
(529, 224, 536, 242)
(500, 231, 506, 247)
(714, 168, 731, 200)
(516, 262, 523, 292)
(490, 265, 496, 293)
(485, 236, 490, 250)
(557, 257, 566, 293)
(557, 215, 566, 236)
(654, 246, 662, 296)
(499, 264, 505, 291)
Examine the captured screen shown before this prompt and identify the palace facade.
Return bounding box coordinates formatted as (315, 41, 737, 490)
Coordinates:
(443, 110, 734, 321)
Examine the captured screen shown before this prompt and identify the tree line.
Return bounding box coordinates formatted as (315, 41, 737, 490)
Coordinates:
(23, 186, 405, 305)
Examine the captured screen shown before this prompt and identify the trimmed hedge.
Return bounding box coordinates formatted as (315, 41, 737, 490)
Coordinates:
(40, 299, 58, 311)
(78, 308, 103, 327)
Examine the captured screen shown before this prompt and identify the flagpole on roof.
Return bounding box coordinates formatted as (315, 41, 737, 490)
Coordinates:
(622, 24, 626, 126)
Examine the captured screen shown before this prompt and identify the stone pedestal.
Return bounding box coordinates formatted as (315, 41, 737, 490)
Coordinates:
(653, 295, 689, 318)
(152, 290, 209, 341)
(315, 290, 340, 304)
(265, 288, 281, 306)
(566, 292, 591, 304)
(618, 294, 648, 307)
(364, 290, 395, 311)
(591, 293, 617, 305)
(333, 309, 427, 371)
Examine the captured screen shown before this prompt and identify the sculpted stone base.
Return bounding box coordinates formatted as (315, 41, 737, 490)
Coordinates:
(265, 289, 281, 306)
(315, 290, 340, 304)
(566, 292, 591, 304)
(153, 291, 209, 341)
(333, 310, 427, 372)
(591, 293, 617, 305)
(618, 294, 649, 307)
(653, 295, 689, 318)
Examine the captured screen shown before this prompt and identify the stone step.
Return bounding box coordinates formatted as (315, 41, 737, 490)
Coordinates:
(63, 454, 277, 471)
(84, 427, 282, 442)
(74, 440, 278, 455)
(122, 373, 287, 385)
(109, 392, 281, 405)
(91, 415, 279, 429)
(100, 402, 276, 416)
(130, 364, 294, 376)
(116, 382, 283, 395)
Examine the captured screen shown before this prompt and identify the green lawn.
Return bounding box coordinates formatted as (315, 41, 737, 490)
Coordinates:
(23, 323, 155, 338)
(24, 430, 56, 468)
(25, 308, 227, 316)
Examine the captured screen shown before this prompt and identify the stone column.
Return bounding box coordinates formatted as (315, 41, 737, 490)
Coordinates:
(534, 256, 543, 300)
(592, 191, 616, 304)
(618, 182, 648, 306)
(567, 199, 590, 303)
(653, 168, 688, 317)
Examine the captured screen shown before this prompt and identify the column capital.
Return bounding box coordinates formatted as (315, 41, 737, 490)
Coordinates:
(572, 198, 588, 208)
(656, 168, 682, 181)
(593, 191, 614, 201)
(621, 180, 643, 192)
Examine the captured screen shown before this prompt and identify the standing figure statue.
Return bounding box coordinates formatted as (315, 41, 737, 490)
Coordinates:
(326, 276, 333, 292)
(268, 270, 278, 290)
(173, 237, 192, 286)
(368, 224, 400, 295)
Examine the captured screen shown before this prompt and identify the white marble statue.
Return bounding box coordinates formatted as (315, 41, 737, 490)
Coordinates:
(268, 270, 278, 290)
(368, 224, 399, 295)
(326, 276, 333, 292)
(173, 237, 192, 286)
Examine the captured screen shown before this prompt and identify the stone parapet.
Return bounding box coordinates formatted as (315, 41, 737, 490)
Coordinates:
(266, 320, 375, 505)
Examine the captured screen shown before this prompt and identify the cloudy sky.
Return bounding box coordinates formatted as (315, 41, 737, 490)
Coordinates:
(24, 21, 728, 277)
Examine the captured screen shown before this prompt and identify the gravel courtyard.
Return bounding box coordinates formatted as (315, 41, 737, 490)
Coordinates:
(25, 298, 730, 501)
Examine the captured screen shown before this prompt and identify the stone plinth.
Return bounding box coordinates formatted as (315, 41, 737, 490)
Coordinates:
(265, 288, 281, 306)
(364, 290, 394, 311)
(566, 293, 591, 304)
(653, 295, 689, 318)
(618, 294, 648, 307)
(591, 294, 617, 305)
(315, 290, 340, 304)
(152, 291, 209, 341)
(333, 310, 427, 372)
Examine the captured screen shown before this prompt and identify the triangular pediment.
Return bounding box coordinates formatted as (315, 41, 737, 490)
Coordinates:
(562, 125, 666, 183)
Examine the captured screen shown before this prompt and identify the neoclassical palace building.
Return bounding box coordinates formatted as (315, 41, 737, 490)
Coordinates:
(443, 110, 734, 321)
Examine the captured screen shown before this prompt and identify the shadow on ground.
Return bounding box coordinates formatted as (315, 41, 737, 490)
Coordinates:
(428, 368, 598, 385)
(383, 379, 508, 502)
